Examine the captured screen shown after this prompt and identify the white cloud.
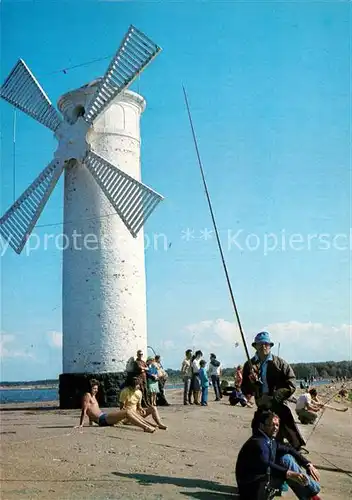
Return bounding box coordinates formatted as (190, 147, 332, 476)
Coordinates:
(0, 334, 15, 357)
(264, 321, 352, 362)
(47, 331, 63, 348)
(0, 332, 35, 359)
(186, 319, 242, 348)
(162, 340, 175, 350)
(155, 319, 245, 369)
(159, 319, 352, 369)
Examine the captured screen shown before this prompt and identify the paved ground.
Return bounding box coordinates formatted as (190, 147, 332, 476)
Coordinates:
(1, 388, 351, 499)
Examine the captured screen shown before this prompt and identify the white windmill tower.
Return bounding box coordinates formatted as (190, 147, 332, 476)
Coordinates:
(0, 25, 163, 408)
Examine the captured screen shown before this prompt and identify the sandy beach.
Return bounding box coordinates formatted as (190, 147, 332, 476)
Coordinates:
(1, 385, 351, 500)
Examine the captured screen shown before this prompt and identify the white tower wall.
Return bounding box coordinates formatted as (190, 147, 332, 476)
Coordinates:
(60, 87, 147, 374)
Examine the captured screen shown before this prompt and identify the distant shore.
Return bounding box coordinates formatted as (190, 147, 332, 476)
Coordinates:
(0, 384, 58, 391)
(0, 377, 335, 392)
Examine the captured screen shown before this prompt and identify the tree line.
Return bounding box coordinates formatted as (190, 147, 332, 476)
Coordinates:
(1, 361, 351, 386)
(289, 361, 352, 380)
(165, 360, 352, 383)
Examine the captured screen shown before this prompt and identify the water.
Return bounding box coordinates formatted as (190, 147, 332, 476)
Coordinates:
(0, 381, 329, 405)
(0, 388, 58, 404)
(0, 384, 184, 405)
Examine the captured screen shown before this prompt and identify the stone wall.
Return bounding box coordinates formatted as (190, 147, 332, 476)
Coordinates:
(59, 371, 126, 409)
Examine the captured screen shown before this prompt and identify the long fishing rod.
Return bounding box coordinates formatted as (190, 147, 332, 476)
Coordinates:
(182, 86, 252, 366)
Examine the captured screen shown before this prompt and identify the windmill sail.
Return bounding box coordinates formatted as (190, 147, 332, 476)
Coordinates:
(0, 159, 64, 254)
(0, 25, 163, 255)
(85, 151, 163, 237)
(83, 25, 161, 125)
(0, 59, 62, 132)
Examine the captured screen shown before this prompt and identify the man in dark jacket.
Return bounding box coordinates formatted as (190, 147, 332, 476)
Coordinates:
(133, 350, 150, 407)
(241, 332, 305, 450)
(208, 353, 222, 401)
(235, 410, 321, 500)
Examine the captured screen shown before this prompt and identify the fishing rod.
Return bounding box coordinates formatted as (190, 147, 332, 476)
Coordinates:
(147, 345, 165, 370)
(182, 86, 252, 367)
(305, 387, 349, 444)
(147, 345, 157, 358)
(303, 385, 352, 479)
(320, 402, 348, 412)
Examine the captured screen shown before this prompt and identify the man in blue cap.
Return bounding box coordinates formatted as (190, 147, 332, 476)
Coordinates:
(241, 331, 306, 451)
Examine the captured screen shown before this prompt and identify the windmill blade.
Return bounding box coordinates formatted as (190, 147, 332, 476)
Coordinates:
(0, 159, 64, 254)
(84, 25, 161, 125)
(0, 59, 62, 132)
(85, 151, 163, 237)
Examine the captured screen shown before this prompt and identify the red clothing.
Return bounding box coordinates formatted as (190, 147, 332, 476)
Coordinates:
(235, 370, 243, 389)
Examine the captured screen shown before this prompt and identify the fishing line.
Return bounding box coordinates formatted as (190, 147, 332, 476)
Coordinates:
(182, 85, 252, 365)
(303, 385, 352, 478)
(304, 388, 346, 444)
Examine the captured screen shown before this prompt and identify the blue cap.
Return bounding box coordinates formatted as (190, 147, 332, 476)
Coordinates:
(252, 331, 274, 348)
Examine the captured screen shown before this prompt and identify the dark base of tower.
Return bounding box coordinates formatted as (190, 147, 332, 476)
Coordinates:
(59, 371, 126, 409)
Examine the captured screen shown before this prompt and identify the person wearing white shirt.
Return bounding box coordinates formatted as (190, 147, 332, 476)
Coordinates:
(296, 388, 321, 424)
(208, 353, 223, 401)
(190, 350, 203, 405)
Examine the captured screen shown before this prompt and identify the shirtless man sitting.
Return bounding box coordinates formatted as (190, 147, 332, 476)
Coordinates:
(120, 375, 168, 430)
(75, 379, 155, 432)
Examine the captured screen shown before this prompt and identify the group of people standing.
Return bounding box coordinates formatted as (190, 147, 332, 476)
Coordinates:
(126, 349, 170, 408)
(181, 349, 223, 406)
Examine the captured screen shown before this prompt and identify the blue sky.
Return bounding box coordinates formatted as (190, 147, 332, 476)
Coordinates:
(0, 1, 350, 381)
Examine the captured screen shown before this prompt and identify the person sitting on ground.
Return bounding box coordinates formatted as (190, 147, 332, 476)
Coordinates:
(310, 388, 348, 413)
(199, 360, 209, 406)
(235, 410, 321, 500)
(338, 387, 348, 398)
(75, 379, 155, 432)
(295, 388, 321, 424)
(310, 389, 324, 406)
(229, 387, 254, 408)
(120, 375, 167, 430)
(232, 365, 254, 407)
